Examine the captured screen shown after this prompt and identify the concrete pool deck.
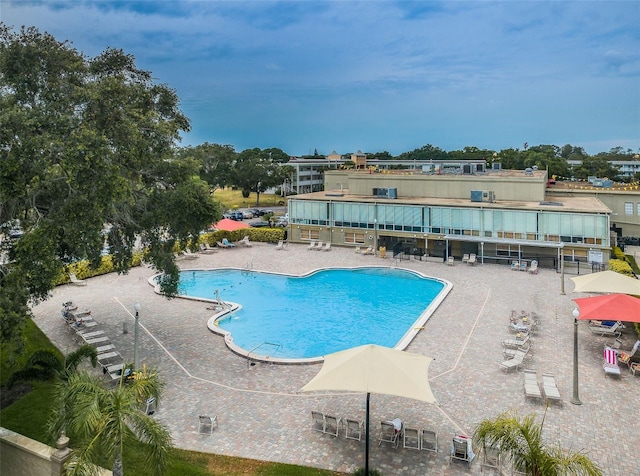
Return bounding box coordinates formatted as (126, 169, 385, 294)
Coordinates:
(32, 243, 638, 475)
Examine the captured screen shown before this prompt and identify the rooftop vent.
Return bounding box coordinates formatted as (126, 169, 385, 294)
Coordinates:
(524, 167, 533, 175)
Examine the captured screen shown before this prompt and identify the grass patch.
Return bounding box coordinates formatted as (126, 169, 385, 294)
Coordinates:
(212, 188, 285, 211)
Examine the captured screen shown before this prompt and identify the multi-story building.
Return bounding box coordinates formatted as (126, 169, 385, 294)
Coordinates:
(285, 167, 612, 271)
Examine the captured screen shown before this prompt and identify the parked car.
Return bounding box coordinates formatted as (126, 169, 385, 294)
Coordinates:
(224, 211, 243, 221)
(250, 221, 271, 228)
(241, 210, 254, 219)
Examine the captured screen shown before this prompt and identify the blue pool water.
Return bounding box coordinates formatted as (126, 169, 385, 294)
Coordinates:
(178, 268, 446, 359)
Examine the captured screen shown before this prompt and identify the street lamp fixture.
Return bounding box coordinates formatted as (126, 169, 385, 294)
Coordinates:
(571, 307, 582, 405)
(134, 302, 141, 370)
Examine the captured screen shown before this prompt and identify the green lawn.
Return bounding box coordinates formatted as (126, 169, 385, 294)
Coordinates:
(0, 320, 340, 476)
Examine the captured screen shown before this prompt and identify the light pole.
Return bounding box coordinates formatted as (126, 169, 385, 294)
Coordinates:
(133, 302, 141, 370)
(571, 307, 582, 405)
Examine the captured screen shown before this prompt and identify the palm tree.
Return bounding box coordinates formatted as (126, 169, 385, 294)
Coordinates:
(473, 411, 602, 476)
(7, 345, 97, 387)
(48, 366, 171, 476)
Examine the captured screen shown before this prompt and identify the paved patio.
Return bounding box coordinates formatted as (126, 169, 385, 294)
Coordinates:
(32, 243, 638, 475)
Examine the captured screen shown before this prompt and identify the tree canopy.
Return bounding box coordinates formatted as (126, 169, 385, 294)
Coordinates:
(0, 25, 219, 346)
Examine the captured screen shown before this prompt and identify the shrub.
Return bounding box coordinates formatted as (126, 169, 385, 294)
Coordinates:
(608, 259, 634, 277)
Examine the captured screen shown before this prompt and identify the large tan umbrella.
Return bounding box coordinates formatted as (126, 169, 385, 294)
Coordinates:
(300, 344, 435, 475)
(570, 270, 640, 295)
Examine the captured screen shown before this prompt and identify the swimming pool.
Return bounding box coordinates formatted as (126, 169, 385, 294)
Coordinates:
(176, 267, 451, 362)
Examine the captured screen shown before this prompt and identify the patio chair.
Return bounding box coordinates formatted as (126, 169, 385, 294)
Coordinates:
(216, 241, 231, 249)
(198, 415, 218, 435)
(450, 434, 474, 465)
(480, 443, 501, 472)
(312, 241, 323, 251)
(199, 243, 217, 254)
(447, 256, 455, 266)
(237, 235, 252, 247)
(523, 369, 543, 403)
(324, 414, 341, 437)
(311, 411, 325, 433)
(378, 420, 401, 448)
(403, 427, 420, 450)
(321, 242, 332, 251)
(420, 429, 438, 453)
(541, 373, 563, 404)
(503, 341, 531, 359)
(499, 350, 527, 372)
(603, 347, 621, 378)
(69, 272, 87, 286)
(462, 253, 470, 263)
(617, 340, 640, 369)
(510, 260, 519, 270)
(362, 246, 375, 255)
(275, 240, 285, 250)
(180, 249, 199, 260)
(519, 261, 527, 271)
(221, 238, 235, 248)
(344, 418, 364, 441)
(527, 260, 539, 274)
(307, 241, 317, 250)
(467, 253, 477, 265)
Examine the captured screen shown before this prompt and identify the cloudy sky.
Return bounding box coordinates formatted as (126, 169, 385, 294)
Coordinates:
(4, 1, 639, 156)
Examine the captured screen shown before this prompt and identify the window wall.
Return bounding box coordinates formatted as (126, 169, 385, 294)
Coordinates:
(288, 200, 609, 246)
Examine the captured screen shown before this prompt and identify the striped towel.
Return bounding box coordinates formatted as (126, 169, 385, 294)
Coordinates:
(604, 346, 617, 365)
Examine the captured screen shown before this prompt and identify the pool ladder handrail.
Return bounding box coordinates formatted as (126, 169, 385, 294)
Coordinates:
(246, 342, 281, 367)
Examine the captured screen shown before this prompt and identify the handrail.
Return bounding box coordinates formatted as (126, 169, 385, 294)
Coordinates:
(247, 342, 281, 367)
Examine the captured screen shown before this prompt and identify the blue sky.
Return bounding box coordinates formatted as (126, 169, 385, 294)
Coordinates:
(4, 1, 639, 156)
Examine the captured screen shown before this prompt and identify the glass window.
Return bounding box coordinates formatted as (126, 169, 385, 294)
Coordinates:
(637, 203, 640, 216)
(625, 202, 633, 215)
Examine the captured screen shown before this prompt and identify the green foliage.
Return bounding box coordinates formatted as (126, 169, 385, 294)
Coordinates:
(474, 411, 602, 476)
(198, 228, 285, 247)
(612, 246, 626, 260)
(608, 259, 634, 277)
(352, 468, 383, 476)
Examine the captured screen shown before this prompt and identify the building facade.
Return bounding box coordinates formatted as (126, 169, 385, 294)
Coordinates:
(285, 168, 612, 270)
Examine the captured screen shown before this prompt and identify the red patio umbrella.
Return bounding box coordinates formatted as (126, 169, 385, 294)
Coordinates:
(572, 293, 640, 324)
(211, 218, 249, 232)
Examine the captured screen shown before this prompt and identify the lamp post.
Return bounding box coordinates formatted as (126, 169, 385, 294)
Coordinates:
(133, 302, 141, 370)
(373, 219, 378, 256)
(571, 307, 582, 405)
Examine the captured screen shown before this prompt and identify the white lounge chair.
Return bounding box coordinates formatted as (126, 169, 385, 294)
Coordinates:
(450, 434, 474, 465)
(421, 429, 438, 453)
(307, 241, 317, 251)
(237, 235, 252, 247)
(467, 253, 477, 265)
(510, 260, 519, 270)
(403, 426, 421, 450)
(527, 260, 539, 274)
(69, 273, 87, 286)
(499, 350, 527, 372)
(311, 411, 325, 433)
(362, 246, 375, 255)
(181, 249, 199, 260)
(523, 369, 543, 402)
(275, 240, 284, 250)
(324, 414, 341, 437)
(502, 334, 530, 349)
(312, 241, 323, 251)
(462, 253, 470, 263)
(321, 242, 331, 251)
(589, 321, 622, 338)
(541, 373, 563, 404)
(199, 243, 217, 254)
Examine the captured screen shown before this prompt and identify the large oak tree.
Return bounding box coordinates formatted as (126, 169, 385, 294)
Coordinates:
(0, 25, 219, 347)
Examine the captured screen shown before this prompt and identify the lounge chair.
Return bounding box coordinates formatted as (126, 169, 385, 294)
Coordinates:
(617, 340, 640, 369)
(199, 243, 217, 254)
(311, 411, 325, 433)
(519, 261, 527, 271)
(216, 240, 231, 249)
(344, 418, 364, 441)
(527, 260, 539, 274)
(237, 235, 252, 247)
(446, 256, 455, 266)
(499, 350, 527, 372)
(503, 341, 531, 359)
(181, 249, 199, 260)
(378, 420, 401, 448)
(198, 415, 218, 435)
(324, 414, 341, 437)
(450, 434, 474, 465)
(221, 238, 235, 248)
(541, 373, 563, 404)
(307, 241, 317, 250)
(69, 273, 87, 286)
(510, 260, 519, 270)
(421, 429, 438, 453)
(467, 253, 477, 265)
(589, 321, 622, 338)
(502, 334, 530, 349)
(523, 369, 543, 402)
(362, 246, 374, 255)
(462, 253, 470, 263)
(403, 426, 421, 450)
(321, 242, 331, 251)
(275, 240, 285, 250)
(480, 444, 501, 471)
(312, 241, 323, 251)
(603, 347, 621, 378)
(509, 322, 531, 334)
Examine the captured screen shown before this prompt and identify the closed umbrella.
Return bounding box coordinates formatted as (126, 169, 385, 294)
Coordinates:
(300, 344, 436, 475)
(570, 271, 640, 295)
